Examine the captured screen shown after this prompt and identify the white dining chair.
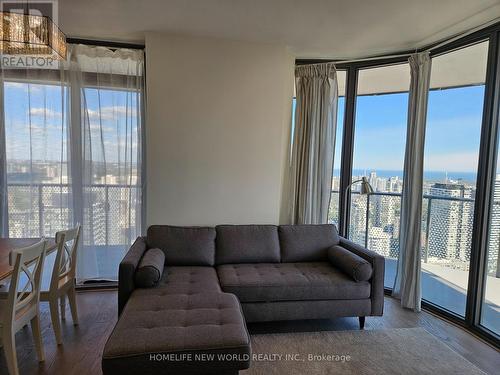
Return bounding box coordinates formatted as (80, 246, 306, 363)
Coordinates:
(0, 239, 47, 375)
(40, 225, 81, 345)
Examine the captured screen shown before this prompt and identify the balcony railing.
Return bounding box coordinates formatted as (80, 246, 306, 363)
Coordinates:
(6, 182, 140, 247)
(330, 190, 499, 277)
(6, 184, 498, 280)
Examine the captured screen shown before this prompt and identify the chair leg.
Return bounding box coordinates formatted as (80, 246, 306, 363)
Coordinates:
(49, 299, 63, 345)
(60, 295, 66, 321)
(67, 287, 79, 326)
(30, 315, 45, 362)
(359, 316, 366, 330)
(3, 327, 19, 375)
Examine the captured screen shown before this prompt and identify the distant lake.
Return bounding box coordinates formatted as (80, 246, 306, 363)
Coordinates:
(335, 169, 477, 184)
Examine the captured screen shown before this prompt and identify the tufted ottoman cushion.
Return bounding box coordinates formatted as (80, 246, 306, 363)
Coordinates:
(217, 262, 371, 302)
(102, 292, 250, 375)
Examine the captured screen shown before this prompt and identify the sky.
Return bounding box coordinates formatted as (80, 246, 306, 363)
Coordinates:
(350, 85, 484, 173)
(5, 81, 485, 177)
(294, 84, 485, 177)
(4, 81, 139, 166)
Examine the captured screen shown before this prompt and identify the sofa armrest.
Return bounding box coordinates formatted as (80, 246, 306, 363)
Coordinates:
(118, 236, 147, 315)
(339, 237, 385, 316)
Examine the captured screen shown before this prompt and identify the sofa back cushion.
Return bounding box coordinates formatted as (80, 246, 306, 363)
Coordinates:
(216, 225, 280, 264)
(279, 224, 340, 262)
(147, 225, 216, 266)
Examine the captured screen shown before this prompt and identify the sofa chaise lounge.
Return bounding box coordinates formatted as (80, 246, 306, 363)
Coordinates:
(102, 224, 385, 375)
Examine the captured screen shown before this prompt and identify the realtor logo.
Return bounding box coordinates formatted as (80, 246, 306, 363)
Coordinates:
(0, 0, 63, 68)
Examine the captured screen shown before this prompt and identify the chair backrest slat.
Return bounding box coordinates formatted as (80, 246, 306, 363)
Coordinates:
(51, 224, 81, 290)
(6, 240, 47, 325)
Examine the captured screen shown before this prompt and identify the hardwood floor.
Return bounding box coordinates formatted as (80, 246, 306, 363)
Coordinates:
(0, 290, 498, 374)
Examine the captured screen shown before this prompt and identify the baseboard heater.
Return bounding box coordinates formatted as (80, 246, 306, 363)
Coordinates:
(78, 279, 118, 290)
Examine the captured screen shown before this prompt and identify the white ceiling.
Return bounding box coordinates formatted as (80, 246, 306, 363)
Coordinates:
(59, 0, 500, 59)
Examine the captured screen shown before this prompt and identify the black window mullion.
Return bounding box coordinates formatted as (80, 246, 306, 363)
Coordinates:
(467, 31, 500, 329)
(339, 67, 358, 237)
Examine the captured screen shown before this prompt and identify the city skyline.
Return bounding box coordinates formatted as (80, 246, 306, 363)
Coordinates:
(329, 169, 499, 278)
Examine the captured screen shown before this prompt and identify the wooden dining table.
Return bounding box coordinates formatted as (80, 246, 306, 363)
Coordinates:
(0, 238, 57, 282)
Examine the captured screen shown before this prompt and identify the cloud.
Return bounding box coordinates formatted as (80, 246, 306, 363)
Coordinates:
(29, 123, 65, 131)
(29, 106, 138, 123)
(29, 108, 63, 119)
(5, 118, 63, 132)
(103, 140, 138, 147)
(88, 123, 114, 133)
(87, 106, 137, 121)
(5, 81, 43, 92)
(5, 82, 26, 89)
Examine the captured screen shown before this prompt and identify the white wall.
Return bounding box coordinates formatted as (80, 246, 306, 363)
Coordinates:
(145, 32, 294, 226)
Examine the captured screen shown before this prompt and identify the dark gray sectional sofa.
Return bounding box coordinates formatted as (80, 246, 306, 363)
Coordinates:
(102, 224, 385, 375)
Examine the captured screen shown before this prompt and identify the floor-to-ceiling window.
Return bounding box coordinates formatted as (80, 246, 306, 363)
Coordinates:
(4, 81, 71, 238)
(484, 148, 500, 336)
(79, 86, 141, 280)
(349, 63, 410, 288)
(421, 41, 488, 317)
(297, 26, 500, 345)
(2, 45, 145, 283)
(482, 46, 500, 334)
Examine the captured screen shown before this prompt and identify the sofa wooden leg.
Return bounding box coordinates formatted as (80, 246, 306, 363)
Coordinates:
(359, 316, 365, 329)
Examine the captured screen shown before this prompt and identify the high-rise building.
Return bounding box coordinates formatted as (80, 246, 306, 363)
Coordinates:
(349, 194, 367, 246)
(369, 171, 377, 190)
(488, 175, 500, 276)
(367, 226, 392, 257)
(427, 183, 473, 268)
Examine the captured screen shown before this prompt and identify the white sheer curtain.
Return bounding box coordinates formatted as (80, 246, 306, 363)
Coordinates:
(68, 45, 144, 281)
(0, 73, 8, 237)
(0, 67, 71, 239)
(0, 44, 145, 283)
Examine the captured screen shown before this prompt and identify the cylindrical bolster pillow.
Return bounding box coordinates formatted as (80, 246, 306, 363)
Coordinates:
(328, 245, 373, 282)
(134, 248, 165, 287)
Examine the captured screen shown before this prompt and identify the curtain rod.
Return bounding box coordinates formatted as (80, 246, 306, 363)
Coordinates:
(333, 52, 411, 65)
(301, 17, 500, 67)
(67, 38, 145, 50)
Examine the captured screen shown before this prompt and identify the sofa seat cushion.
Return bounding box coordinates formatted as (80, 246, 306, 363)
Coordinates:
(133, 266, 221, 298)
(217, 262, 370, 303)
(103, 292, 250, 374)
